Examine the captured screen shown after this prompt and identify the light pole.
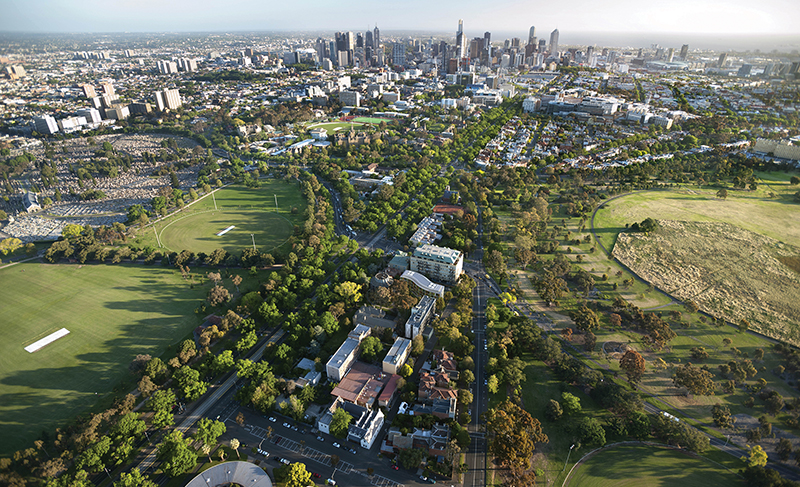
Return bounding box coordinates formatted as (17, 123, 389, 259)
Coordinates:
(563, 444, 575, 472)
(250, 233, 256, 250)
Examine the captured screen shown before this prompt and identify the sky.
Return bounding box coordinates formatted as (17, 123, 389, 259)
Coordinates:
(1, 0, 799, 39)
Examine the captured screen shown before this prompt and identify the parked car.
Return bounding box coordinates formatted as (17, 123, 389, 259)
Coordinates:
(326, 479, 337, 486)
(282, 422, 290, 428)
(348, 448, 357, 454)
(312, 472, 321, 478)
(268, 417, 277, 422)
(391, 465, 399, 471)
(317, 436, 324, 442)
(279, 458, 290, 465)
(332, 442, 341, 449)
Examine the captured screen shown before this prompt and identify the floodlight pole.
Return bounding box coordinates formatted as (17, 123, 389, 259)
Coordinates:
(251, 234, 256, 250)
(563, 444, 575, 472)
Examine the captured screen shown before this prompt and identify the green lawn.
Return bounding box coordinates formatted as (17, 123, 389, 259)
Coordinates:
(142, 181, 304, 255)
(0, 262, 211, 455)
(352, 116, 392, 124)
(592, 186, 800, 254)
(306, 121, 366, 133)
(567, 444, 741, 487)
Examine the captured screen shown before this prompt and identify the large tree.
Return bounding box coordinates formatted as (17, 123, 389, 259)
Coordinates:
(330, 408, 352, 438)
(619, 350, 646, 384)
(193, 418, 226, 447)
(156, 431, 196, 478)
(285, 462, 313, 487)
(360, 336, 384, 362)
(570, 305, 600, 332)
(114, 469, 157, 487)
(484, 400, 548, 471)
(673, 363, 716, 395)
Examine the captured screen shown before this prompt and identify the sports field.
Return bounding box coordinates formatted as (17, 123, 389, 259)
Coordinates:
(352, 116, 391, 124)
(153, 181, 303, 255)
(0, 262, 209, 455)
(306, 121, 366, 133)
(568, 444, 739, 487)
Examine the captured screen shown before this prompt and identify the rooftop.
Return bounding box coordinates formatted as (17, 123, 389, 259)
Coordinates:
(413, 244, 462, 265)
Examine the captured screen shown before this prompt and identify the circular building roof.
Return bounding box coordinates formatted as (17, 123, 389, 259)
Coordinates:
(184, 461, 272, 487)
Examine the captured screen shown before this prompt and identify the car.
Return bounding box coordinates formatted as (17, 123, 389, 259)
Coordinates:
(312, 473, 321, 478)
(291, 425, 298, 431)
(317, 436, 324, 442)
(326, 479, 337, 486)
(420, 476, 428, 481)
(391, 465, 399, 470)
(348, 448, 357, 454)
(282, 422, 290, 428)
(398, 402, 409, 415)
(332, 442, 341, 448)
(279, 458, 290, 465)
(268, 417, 277, 422)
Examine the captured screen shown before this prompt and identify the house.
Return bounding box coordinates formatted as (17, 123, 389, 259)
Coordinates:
(381, 423, 450, 456)
(354, 305, 398, 333)
(317, 398, 385, 449)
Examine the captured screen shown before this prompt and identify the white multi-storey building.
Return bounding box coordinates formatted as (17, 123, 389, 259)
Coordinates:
(409, 244, 463, 284)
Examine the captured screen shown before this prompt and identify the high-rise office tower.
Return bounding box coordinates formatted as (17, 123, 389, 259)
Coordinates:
(528, 26, 536, 45)
(680, 44, 689, 60)
(538, 39, 547, 54)
(456, 19, 466, 58)
(154, 88, 181, 112)
(356, 33, 363, 48)
(315, 38, 327, 64)
(373, 25, 381, 49)
(365, 30, 373, 50)
(666, 48, 674, 62)
(549, 29, 559, 56)
(511, 37, 521, 48)
(718, 52, 727, 67)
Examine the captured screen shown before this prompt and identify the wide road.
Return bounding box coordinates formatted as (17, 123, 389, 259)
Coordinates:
(136, 329, 286, 475)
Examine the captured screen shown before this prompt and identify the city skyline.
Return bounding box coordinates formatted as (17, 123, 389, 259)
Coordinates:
(2, 0, 799, 38)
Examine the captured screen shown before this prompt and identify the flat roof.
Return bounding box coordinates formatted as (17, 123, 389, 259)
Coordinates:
(383, 337, 411, 366)
(413, 244, 462, 265)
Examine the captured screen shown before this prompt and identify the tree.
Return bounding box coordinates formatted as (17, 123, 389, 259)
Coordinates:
(578, 417, 606, 447)
(483, 250, 507, 280)
(330, 408, 352, 438)
(716, 188, 728, 200)
(173, 366, 207, 401)
(230, 438, 240, 458)
(570, 305, 600, 332)
(673, 363, 715, 395)
(208, 285, 231, 306)
(742, 445, 768, 468)
(156, 430, 196, 477)
(777, 438, 793, 462)
(619, 350, 646, 383)
(285, 462, 313, 487)
(114, 469, 157, 487)
(399, 363, 413, 378)
(546, 399, 563, 421)
(236, 412, 245, 427)
(398, 447, 426, 470)
(583, 330, 597, 352)
(193, 418, 226, 447)
(334, 281, 362, 306)
(487, 375, 499, 394)
(0, 237, 23, 255)
(711, 404, 736, 429)
(484, 400, 548, 471)
(137, 376, 157, 397)
(360, 336, 384, 362)
(561, 392, 582, 415)
(411, 335, 425, 356)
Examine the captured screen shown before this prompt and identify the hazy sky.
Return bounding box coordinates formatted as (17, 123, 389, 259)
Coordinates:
(2, 0, 798, 36)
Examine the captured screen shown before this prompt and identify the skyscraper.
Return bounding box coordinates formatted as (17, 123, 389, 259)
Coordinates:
(680, 44, 689, 60)
(718, 52, 728, 68)
(373, 25, 381, 50)
(456, 19, 466, 58)
(549, 29, 559, 56)
(392, 43, 406, 66)
(365, 30, 373, 49)
(528, 26, 536, 45)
